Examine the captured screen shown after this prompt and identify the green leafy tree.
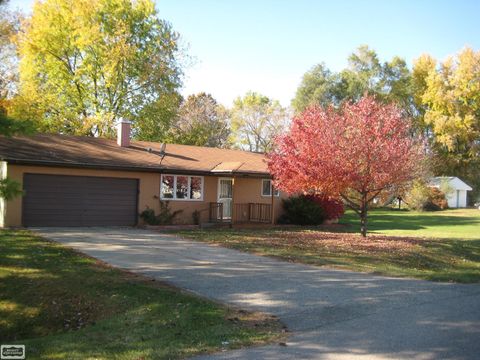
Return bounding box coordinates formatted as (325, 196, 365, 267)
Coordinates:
(413, 47, 480, 202)
(170, 93, 230, 147)
(133, 92, 181, 142)
(230, 91, 289, 153)
(10, 0, 184, 137)
(292, 45, 414, 117)
(291, 63, 342, 111)
(0, 108, 34, 136)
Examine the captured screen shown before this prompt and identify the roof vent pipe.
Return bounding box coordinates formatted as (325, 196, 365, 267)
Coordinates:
(117, 119, 131, 147)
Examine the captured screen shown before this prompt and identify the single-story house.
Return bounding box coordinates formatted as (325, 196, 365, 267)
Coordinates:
(429, 176, 472, 208)
(0, 121, 286, 227)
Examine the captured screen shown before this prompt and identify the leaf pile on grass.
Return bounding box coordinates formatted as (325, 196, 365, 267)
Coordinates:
(0, 230, 284, 359)
(273, 231, 422, 254)
(177, 228, 480, 283)
(180, 229, 422, 256)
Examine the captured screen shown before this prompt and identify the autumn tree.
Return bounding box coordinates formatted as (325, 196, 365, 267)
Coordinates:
(413, 47, 480, 201)
(411, 54, 436, 132)
(0, 0, 35, 138)
(230, 91, 289, 152)
(292, 45, 414, 117)
(165, 93, 230, 147)
(268, 95, 425, 237)
(10, 0, 183, 137)
(0, 0, 19, 99)
(0, 0, 18, 136)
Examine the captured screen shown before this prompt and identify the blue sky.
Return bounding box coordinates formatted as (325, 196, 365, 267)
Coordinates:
(8, 0, 480, 107)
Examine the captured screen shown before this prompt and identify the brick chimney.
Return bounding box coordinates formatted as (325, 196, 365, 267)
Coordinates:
(117, 119, 131, 147)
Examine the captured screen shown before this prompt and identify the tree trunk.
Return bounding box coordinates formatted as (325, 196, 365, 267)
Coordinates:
(360, 192, 368, 237)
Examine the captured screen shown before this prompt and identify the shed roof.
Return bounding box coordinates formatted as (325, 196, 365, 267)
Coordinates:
(430, 176, 473, 191)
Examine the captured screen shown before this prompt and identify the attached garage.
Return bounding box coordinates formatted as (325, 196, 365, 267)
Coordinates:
(22, 174, 138, 226)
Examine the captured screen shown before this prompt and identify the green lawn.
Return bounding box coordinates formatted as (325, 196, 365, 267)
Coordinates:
(0, 230, 283, 360)
(176, 208, 480, 283)
(340, 208, 480, 240)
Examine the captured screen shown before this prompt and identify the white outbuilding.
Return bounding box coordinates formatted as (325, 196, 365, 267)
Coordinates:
(430, 177, 473, 208)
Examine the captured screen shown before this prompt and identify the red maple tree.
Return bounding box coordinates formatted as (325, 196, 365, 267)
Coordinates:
(268, 95, 425, 236)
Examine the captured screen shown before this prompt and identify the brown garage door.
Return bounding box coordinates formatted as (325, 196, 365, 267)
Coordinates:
(23, 174, 138, 226)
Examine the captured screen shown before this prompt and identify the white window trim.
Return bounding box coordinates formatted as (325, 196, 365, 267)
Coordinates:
(160, 174, 204, 201)
(261, 179, 280, 197)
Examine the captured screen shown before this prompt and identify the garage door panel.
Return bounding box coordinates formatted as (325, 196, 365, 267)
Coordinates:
(90, 188, 137, 192)
(83, 195, 136, 202)
(23, 174, 138, 226)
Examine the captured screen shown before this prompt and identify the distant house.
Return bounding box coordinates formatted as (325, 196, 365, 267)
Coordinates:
(0, 121, 285, 228)
(430, 177, 472, 208)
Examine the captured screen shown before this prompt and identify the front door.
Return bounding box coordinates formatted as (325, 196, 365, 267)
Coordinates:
(218, 178, 233, 219)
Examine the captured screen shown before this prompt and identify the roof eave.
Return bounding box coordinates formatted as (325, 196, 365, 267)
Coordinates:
(4, 158, 164, 173)
(3, 158, 271, 178)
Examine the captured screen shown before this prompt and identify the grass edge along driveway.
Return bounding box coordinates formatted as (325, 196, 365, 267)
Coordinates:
(0, 230, 284, 360)
(176, 209, 480, 283)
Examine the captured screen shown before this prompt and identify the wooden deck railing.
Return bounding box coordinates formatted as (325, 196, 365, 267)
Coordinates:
(208, 202, 224, 223)
(234, 203, 272, 223)
(209, 202, 272, 224)
(248, 203, 272, 223)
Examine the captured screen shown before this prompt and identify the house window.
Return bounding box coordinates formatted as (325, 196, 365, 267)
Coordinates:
(190, 176, 203, 200)
(261, 179, 279, 197)
(161, 175, 174, 199)
(161, 175, 204, 201)
(176, 176, 188, 199)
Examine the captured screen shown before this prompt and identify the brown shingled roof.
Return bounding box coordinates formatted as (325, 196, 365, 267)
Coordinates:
(0, 134, 270, 176)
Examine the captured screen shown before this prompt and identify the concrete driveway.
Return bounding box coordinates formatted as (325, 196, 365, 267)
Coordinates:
(34, 227, 480, 360)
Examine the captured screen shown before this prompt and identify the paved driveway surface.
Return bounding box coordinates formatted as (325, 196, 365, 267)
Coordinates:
(34, 228, 480, 360)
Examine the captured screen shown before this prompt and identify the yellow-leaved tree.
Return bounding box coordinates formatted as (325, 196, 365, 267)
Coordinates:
(10, 0, 184, 138)
(413, 47, 480, 201)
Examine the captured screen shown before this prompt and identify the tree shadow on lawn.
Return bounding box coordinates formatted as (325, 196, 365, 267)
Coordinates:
(0, 233, 135, 340)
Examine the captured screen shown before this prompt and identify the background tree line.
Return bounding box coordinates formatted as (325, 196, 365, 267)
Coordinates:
(1, 0, 479, 201)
